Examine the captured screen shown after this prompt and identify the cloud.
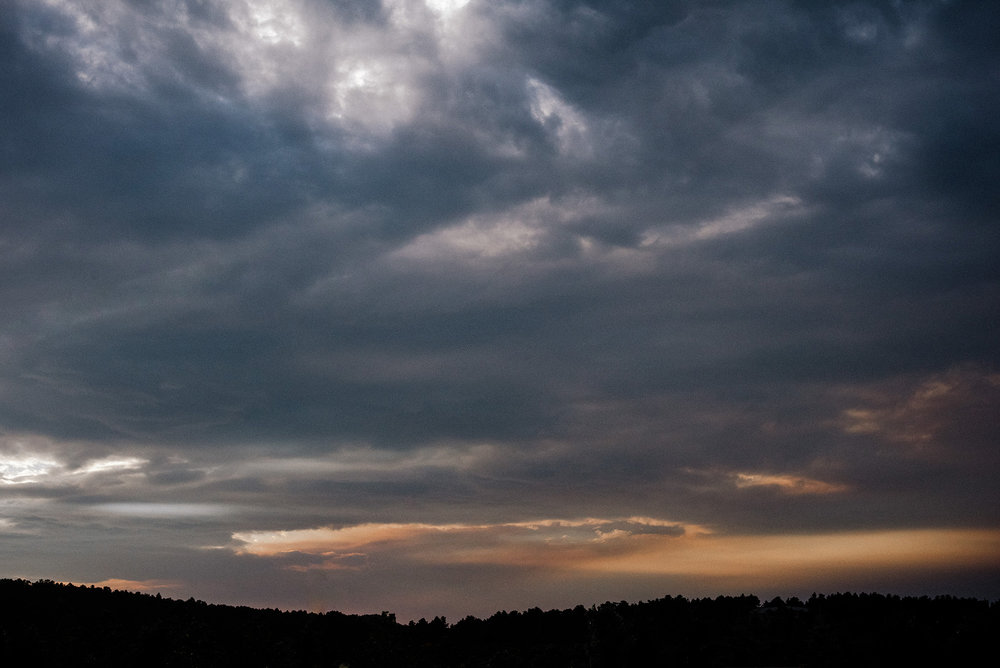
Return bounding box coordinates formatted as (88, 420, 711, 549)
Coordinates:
(731, 472, 849, 496)
(229, 518, 1000, 603)
(837, 366, 1000, 450)
(71, 578, 183, 593)
(93, 503, 236, 519)
(640, 195, 806, 248)
(1, 0, 998, 618)
(0, 437, 147, 487)
(230, 517, 703, 573)
(0, 455, 61, 485)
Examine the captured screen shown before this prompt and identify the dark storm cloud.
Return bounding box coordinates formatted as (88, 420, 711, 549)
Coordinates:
(1, 0, 998, 616)
(0, 0, 994, 454)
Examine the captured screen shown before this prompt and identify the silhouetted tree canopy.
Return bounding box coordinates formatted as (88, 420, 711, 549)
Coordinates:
(0, 579, 995, 666)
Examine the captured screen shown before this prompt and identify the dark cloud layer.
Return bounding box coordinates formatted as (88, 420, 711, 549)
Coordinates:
(1, 0, 998, 619)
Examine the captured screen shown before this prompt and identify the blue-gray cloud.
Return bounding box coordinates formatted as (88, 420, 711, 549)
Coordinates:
(1, 0, 997, 616)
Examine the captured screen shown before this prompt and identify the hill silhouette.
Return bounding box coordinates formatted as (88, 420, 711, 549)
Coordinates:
(1, 578, 995, 666)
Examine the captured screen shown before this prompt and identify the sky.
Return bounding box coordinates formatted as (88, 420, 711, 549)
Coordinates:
(1, 0, 998, 622)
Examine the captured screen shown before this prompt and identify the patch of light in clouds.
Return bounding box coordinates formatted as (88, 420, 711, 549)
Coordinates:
(527, 77, 593, 156)
(94, 503, 236, 519)
(424, 0, 471, 17)
(74, 457, 146, 475)
(242, 0, 306, 46)
(733, 472, 849, 496)
(30, 0, 142, 90)
(0, 455, 60, 484)
(0, 448, 147, 485)
(236, 443, 498, 477)
(837, 367, 1000, 447)
(29, 0, 434, 136)
(391, 195, 615, 263)
(640, 195, 804, 248)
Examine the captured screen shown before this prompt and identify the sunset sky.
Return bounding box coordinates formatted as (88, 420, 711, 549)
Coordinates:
(1, 0, 998, 621)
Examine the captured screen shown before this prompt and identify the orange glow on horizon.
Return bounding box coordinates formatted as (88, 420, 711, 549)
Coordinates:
(576, 528, 1000, 578)
(229, 519, 1000, 584)
(69, 578, 182, 593)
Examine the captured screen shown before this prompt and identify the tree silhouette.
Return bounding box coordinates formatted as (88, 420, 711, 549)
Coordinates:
(0, 579, 995, 666)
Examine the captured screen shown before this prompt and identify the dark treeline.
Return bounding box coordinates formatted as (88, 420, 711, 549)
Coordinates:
(1, 579, 996, 666)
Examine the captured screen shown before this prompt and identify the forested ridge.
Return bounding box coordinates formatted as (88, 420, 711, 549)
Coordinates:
(1, 578, 996, 666)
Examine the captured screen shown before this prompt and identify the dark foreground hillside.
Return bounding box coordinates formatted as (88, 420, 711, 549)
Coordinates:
(1, 579, 996, 667)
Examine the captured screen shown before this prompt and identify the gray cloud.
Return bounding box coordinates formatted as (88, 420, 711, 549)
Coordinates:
(1, 0, 998, 617)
